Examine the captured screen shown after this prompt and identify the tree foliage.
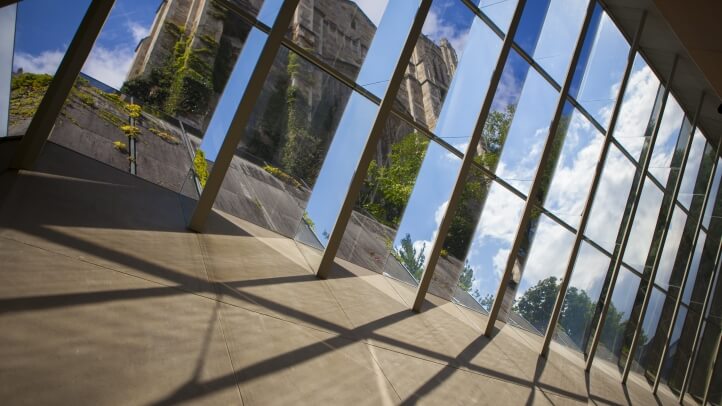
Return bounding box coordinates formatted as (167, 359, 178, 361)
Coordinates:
(393, 233, 425, 280)
(361, 132, 429, 226)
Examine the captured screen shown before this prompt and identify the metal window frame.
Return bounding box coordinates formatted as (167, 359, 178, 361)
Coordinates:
(483, 0, 598, 338)
(620, 91, 706, 385)
(315, 0, 433, 278)
(410, 0, 527, 312)
(652, 138, 722, 393)
(187, 0, 301, 232)
(584, 54, 679, 372)
(10, 0, 116, 170)
(539, 10, 647, 358)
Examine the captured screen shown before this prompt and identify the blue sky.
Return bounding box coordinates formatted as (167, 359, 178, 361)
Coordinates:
(11, 0, 159, 88)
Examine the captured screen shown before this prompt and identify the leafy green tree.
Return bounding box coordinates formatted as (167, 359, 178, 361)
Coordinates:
(361, 133, 429, 226)
(477, 292, 494, 311)
(393, 233, 425, 280)
(559, 286, 595, 347)
(513, 276, 560, 332)
(457, 260, 474, 291)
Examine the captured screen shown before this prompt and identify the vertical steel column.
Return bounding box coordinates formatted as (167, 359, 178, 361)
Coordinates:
(315, 0, 433, 279)
(483, 0, 597, 337)
(680, 240, 722, 403)
(652, 138, 721, 393)
(621, 91, 705, 384)
(585, 55, 679, 372)
(10, 0, 115, 170)
(411, 0, 527, 312)
(539, 11, 647, 357)
(188, 0, 300, 231)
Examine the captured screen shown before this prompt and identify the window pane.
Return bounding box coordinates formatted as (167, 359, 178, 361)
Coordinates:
(569, 10, 629, 128)
(554, 242, 610, 353)
(688, 322, 721, 401)
(703, 157, 722, 229)
(654, 205, 687, 293)
(612, 54, 661, 160)
(398, 1, 502, 149)
(683, 231, 707, 305)
(595, 267, 642, 371)
(298, 2, 422, 251)
(8, 0, 91, 136)
(336, 116, 432, 285)
(514, 0, 588, 85)
(622, 177, 664, 272)
(678, 132, 707, 209)
(585, 144, 637, 252)
(648, 95, 686, 184)
(480, 50, 558, 194)
(541, 106, 604, 228)
(425, 166, 497, 309)
(511, 214, 576, 335)
(477, 0, 519, 33)
(0, 3, 16, 138)
(447, 179, 525, 313)
(660, 306, 699, 394)
(630, 287, 675, 381)
(290, 1, 425, 98)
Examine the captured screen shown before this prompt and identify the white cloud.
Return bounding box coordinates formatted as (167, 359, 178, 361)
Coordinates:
(422, 6, 469, 56)
(127, 21, 150, 44)
(13, 50, 65, 74)
(82, 45, 135, 89)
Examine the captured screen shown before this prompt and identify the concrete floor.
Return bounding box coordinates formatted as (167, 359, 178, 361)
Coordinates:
(0, 142, 683, 405)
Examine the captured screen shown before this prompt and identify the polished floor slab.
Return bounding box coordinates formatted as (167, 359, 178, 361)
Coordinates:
(0, 143, 680, 405)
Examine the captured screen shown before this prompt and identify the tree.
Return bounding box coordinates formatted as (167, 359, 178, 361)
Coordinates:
(513, 276, 560, 332)
(393, 233, 425, 280)
(559, 286, 595, 347)
(457, 260, 474, 292)
(361, 132, 429, 226)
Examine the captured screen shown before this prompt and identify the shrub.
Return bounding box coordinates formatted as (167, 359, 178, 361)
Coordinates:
(120, 125, 140, 138)
(112, 141, 128, 153)
(124, 103, 142, 119)
(263, 164, 302, 188)
(193, 149, 209, 188)
(149, 128, 181, 144)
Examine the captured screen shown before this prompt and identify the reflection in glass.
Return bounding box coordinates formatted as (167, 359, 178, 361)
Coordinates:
(659, 305, 698, 393)
(612, 54, 661, 160)
(337, 115, 430, 285)
(595, 267, 642, 370)
(654, 206, 687, 293)
(703, 157, 722, 229)
(477, 0, 519, 33)
(286, 0, 389, 94)
(510, 214, 576, 335)
(677, 132, 707, 209)
(0, 3, 16, 137)
(483, 50, 558, 194)
(446, 180, 525, 312)
(630, 288, 675, 381)
(514, 0, 588, 85)
(542, 106, 604, 228)
(298, 1, 421, 249)
(569, 10, 629, 128)
(397, 1, 502, 150)
(621, 177, 664, 272)
(648, 95, 686, 184)
(7, 0, 91, 136)
(584, 145, 637, 252)
(207, 46, 366, 239)
(688, 323, 721, 401)
(553, 242, 610, 352)
(683, 231, 707, 305)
